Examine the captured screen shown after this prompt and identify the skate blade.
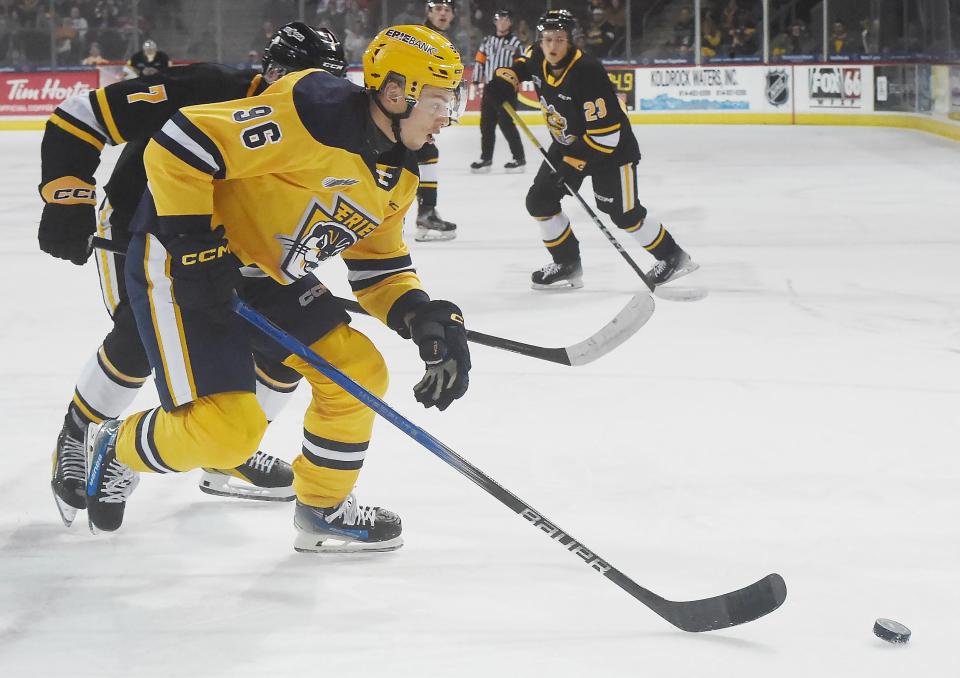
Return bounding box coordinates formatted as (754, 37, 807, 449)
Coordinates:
(293, 533, 404, 554)
(504, 166, 526, 174)
(531, 278, 584, 291)
(653, 262, 704, 302)
(52, 491, 80, 528)
(198, 475, 295, 502)
(470, 166, 491, 174)
(654, 286, 708, 302)
(415, 230, 456, 242)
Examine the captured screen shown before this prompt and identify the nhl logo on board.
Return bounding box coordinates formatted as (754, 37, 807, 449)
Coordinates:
(765, 69, 789, 107)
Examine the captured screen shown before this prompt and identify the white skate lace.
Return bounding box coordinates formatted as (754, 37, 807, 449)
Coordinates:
(99, 460, 138, 504)
(539, 262, 562, 276)
(58, 434, 86, 482)
(246, 451, 277, 474)
(325, 493, 377, 527)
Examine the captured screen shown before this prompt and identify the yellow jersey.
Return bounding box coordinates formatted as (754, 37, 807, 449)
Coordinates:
(140, 68, 424, 324)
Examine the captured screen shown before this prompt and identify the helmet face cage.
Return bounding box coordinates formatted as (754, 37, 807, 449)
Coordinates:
(262, 22, 347, 81)
(537, 9, 577, 39)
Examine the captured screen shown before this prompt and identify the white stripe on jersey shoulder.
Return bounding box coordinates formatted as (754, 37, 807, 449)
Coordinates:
(158, 117, 221, 174)
(59, 94, 109, 140)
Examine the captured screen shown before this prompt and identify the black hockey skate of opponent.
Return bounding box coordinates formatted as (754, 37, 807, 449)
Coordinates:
(38, 23, 348, 527)
(414, 0, 459, 241)
(485, 9, 698, 290)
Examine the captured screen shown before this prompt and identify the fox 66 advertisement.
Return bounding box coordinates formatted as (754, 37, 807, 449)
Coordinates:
(0, 71, 98, 115)
(795, 65, 874, 113)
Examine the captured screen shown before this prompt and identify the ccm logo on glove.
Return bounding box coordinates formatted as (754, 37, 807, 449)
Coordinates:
(40, 176, 97, 205)
(180, 244, 230, 265)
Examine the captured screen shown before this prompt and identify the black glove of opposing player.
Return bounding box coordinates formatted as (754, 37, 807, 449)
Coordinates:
(38, 203, 96, 265)
(553, 155, 586, 192)
(484, 74, 517, 108)
(164, 225, 242, 311)
(407, 300, 471, 411)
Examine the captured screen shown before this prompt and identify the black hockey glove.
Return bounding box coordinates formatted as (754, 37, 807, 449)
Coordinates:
(38, 202, 96, 265)
(485, 71, 517, 108)
(553, 155, 586, 192)
(407, 300, 471, 411)
(164, 225, 242, 311)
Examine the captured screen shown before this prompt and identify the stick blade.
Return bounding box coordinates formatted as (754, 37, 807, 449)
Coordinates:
(565, 294, 655, 366)
(662, 573, 787, 632)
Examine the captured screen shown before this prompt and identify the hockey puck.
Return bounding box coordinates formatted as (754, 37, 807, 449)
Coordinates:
(873, 618, 911, 644)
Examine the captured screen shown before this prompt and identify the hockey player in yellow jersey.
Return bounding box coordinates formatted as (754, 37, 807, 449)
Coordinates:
(83, 25, 471, 552)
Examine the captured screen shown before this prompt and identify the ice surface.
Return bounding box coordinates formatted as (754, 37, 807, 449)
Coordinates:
(1, 123, 958, 677)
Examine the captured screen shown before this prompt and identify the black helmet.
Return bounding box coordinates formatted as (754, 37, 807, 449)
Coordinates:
(426, 1, 455, 9)
(536, 9, 577, 37)
(262, 22, 347, 80)
(493, 8, 512, 20)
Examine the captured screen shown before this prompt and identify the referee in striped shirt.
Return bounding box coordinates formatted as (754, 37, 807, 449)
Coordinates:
(470, 8, 526, 173)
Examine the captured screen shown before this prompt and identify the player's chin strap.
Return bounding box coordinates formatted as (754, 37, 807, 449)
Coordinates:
(370, 87, 416, 145)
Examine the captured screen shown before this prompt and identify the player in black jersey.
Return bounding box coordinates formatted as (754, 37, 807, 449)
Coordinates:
(414, 0, 458, 241)
(38, 22, 347, 527)
(486, 10, 698, 290)
(126, 39, 171, 78)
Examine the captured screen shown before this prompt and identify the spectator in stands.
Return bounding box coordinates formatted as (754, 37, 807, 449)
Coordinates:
(514, 16, 531, 46)
(392, 1, 420, 25)
(584, 6, 616, 58)
(453, 9, 481, 57)
(700, 13, 722, 59)
(93, 0, 120, 29)
(721, 0, 739, 31)
(70, 6, 89, 46)
(15, 0, 42, 28)
(245, 48, 259, 68)
(726, 10, 757, 58)
(829, 21, 854, 56)
(343, 16, 367, 63)
(860, 17, 879, 54)
(55, 16, 78, 62)
(666, 6, 694, 57)
(82, 40, 108, 64)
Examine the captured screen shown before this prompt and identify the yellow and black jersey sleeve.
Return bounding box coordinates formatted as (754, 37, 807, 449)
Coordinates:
(341, 187, 424, 326)
(40, 63, 260, 191)
(142, 71, 324, 228)
(564, 59, 631, 165)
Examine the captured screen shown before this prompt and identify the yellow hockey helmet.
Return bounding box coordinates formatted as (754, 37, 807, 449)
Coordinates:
(362, 25, 464, 103)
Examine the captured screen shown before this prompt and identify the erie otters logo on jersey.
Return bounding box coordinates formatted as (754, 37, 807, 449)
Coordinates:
(277, 194, 380, 280)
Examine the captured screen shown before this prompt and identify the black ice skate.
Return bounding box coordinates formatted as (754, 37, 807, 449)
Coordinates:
(293, 494, 403, 553)
(199, 451, 295, 502)
(504, 157, 526, 173)
(85, 419, 139, 534)
(51, 412, 88, 527)
(415, 207, 457, 242)
(470, 158, 492, 173)
(531, 259, 583, 290)
(647, 249, 699, 286)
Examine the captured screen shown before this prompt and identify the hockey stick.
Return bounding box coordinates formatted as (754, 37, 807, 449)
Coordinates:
(91, 235, 653, 367)
(232, 295, 787, 632)
(502, 102, 656, 293)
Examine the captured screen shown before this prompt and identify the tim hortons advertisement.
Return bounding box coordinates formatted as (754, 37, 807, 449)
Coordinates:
(0, 71, 99, 115)
(635, 66, 773, 113)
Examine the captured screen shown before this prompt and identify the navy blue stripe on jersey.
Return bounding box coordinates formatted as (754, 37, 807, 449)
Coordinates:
(343, 255, 413, 272)
(96, 353, 142, 389)
(348, 269, 416, 292)
(135, 407, 176, 473)
(171, 112, 226, 178)
(302, 430, 367, 471)
(304, 430, 369, 453)
(474, 33, 523, 83)
(74, 389, 108, 422)
(153, 128, 219, 178)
